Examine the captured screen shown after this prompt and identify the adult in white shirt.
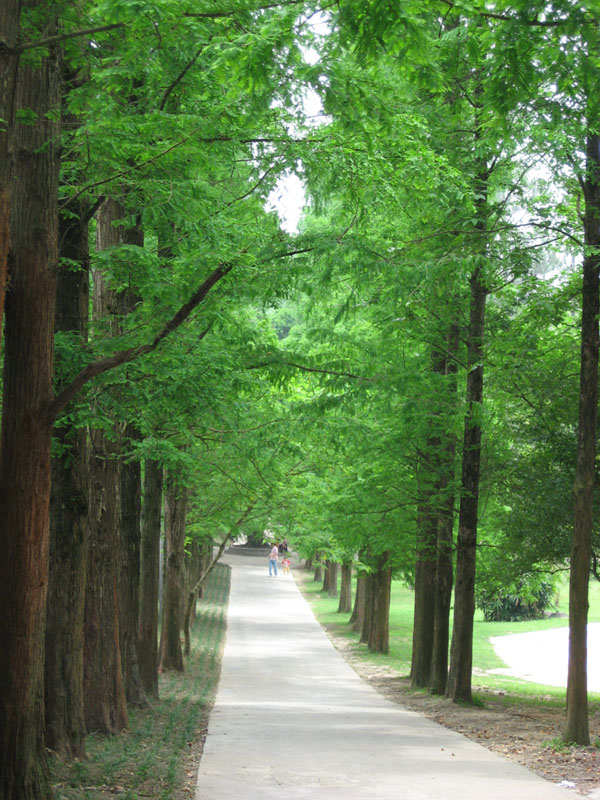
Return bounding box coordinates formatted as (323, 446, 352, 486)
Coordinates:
(268, 544, 278, 576)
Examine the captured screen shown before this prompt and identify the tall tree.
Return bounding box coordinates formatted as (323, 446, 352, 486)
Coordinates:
(45, 192, 91, 758)
(565, 22, 600, 746)
(159, 477, 188, 672)
(0, 7, 61, 796)
(138, 460, 164, 698)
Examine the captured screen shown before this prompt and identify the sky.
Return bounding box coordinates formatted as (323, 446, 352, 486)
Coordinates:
(267, 11, 329, 233)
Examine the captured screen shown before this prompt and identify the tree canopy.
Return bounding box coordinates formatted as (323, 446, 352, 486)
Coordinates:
(2, 0, 600, 796)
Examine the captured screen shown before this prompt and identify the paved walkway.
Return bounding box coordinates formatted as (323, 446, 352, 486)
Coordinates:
(490, 623, 600, 692)
(195, 550, 572, 800)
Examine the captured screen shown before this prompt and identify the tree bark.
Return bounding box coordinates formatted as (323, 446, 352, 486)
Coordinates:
(313, 551, 323, 583)
(321, 559, 331, 592)
(159, 479, 188, 672)
(367, 553, 391, 655)
(565, 123, 600, 744)
(350, 572, 366, 634)
(338, 562, 353, 613)
(446, 127, 489, 704)
(83, 202, 131, 735)
(430, 324, 459, 696)
(138, 460, 164, 698)
(411, 498, 437, 688)
(430, 475, 456, 695)
(447, 261, 487, 703)
(45, 198, 90, 759)
(0, 12, 60, 796)
(120, 425, 148, 707)
(327, 561, 339, 598)
(0, 0, 20, 339)
(84, 427, 128, 733)
(360, 571, 374, 646)
(411, 347, 448, 688)
(113, 209, 148, 708)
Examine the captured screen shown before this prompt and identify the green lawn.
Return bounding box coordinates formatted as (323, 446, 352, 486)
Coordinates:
(298, 566, 600, 701)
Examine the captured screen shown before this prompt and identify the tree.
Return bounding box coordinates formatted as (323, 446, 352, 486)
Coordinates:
(159, 477, 188, 672)
(138, 460, 164, 698)
(0, 7, 61, 795)
(44, 165, 92, 758)
(563, 18, 600, 746)
(0, 11, 297, 787)
(338, 561, 353, 613)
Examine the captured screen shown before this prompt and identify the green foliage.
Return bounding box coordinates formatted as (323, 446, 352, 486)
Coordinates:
(543, 737, 576, 754)
(476, 575, 557, 623)
(51, 0, 600, 660)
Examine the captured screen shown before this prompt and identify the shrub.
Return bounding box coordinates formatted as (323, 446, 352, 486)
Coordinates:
(475, 574, 557, 622)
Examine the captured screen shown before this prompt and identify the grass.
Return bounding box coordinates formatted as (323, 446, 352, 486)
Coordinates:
(50, 562, 230, 800)
(297, 565, 600, 704)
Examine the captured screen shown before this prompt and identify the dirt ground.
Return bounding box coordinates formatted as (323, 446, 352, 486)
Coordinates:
(323, 627, 600, 796)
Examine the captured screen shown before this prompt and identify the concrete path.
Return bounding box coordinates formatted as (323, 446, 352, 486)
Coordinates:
(195, 550, 573, 800)
(490, 623, 600, 692)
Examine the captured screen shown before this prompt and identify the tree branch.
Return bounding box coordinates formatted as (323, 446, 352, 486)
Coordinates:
(59, 125, 208, 208)
(183, 0, 308, 19)
(183, 502, 255, 655)
(261, 358, 372, 381)
(159, 46, 206, 111)
(19, 23, 127, 52)
(60, 136, 322, 209)
(48, 263, 232, 421)
(437, 0, 569, 27)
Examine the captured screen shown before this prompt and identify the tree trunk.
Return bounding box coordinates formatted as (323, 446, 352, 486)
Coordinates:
(186, 538, 200, 615)
(0, 14, 60, 797)
(338, 562, 353, 613)
(411, 499, 437, 688)
(350, 572, 366, 634)
(0, 0, 19, 339)
(367, 553, 391, 655)
(565, 125, 600, 745)
(430, 324, 459, 696)
(446, 132, 488, 704)
(327, 561, 339, 598)
(360, 572, 374, 646)
(114, 209, 147, 708)
(138, 460, 163, 698)
(321, 559, 331, 592)
(411, 348, 447, 688)
(119, 425, 148, 707)
(159, 479, 188, 672)
(84, 428, 128, 733)
(45, 199, 90, 759)
(447, 261, 487, 703)
(430, 481, 456, 695)
(83, 203, 131, 734)
(313, 551, 323, 583)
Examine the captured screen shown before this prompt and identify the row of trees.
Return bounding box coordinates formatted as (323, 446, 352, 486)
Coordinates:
(261, 0, 599, 743)
(0, 1, 316, 797)
(1, 0, 599, 798)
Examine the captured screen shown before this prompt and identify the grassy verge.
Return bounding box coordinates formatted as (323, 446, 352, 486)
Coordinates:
(51, 562, 230, 800)
(296, 565, 600, 704)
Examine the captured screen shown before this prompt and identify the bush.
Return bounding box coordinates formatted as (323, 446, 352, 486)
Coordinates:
(476, 574, 557, 622)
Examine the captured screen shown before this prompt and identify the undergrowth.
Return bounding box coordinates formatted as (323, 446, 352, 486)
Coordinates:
(50, 563, 230, 800)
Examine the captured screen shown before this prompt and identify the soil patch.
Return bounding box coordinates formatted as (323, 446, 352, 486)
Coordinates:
(322, 625, 600, 796)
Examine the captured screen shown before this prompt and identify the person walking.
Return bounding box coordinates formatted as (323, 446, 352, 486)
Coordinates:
(268, 543, 279, 576)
